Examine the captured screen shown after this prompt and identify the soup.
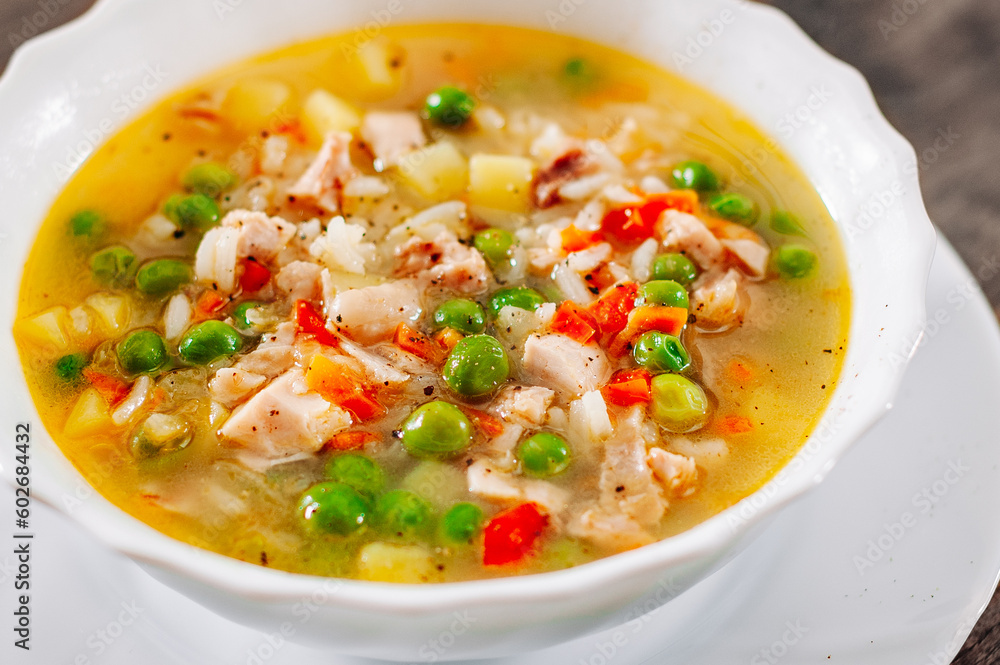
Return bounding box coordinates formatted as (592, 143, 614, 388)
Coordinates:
(14, 24, 849, 582)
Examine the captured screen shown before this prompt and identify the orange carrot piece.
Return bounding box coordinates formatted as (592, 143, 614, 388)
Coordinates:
(434, 328, 464, 355)
(324, 431, 380, 452)
(305, 355, 386, 422)
(194, 289, 227, 321)
(608, 306, 688, 356)
(550, 301, 599, 344)
(725, 358, 755, 387)
(717, 415, 754, 435)
(81, 368, 130, 406)
(602, 368, 653, 407)
(393, 323, 445, 364)
(638, 190, 700, 220)
(560, 224, 603, 252)
(458, 405, 505, 437)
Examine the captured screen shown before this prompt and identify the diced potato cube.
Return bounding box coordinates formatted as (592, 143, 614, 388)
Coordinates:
(85, 292, 131, 335)
(397, 141, 468, 201)
(16, 306, 69, 352)
(469, 154, 537, 213)
(400, 462, 470, 511)
(356, 543, 442, 583)
(63, 388, 114, 439)
(301, 89, 361, 142)
(221, 78, 292, 130)
(355, 38, 404, 95)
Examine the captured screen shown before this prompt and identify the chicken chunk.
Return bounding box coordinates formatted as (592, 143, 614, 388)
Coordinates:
(275, 261, 323, 301)
(467, 459, 568, 517)
(234, 321, 297, 379)
(647, 447, 698, 498)
(220, 368, 352, 461)
(522, 333, 612, 396)
(658, 209, 724, 270)
(327, 279, 423, 344)
(532, 149, 599, 208)
(567, 507, 655, 552)
(209, 368, 266, 408)
(721, 238, 770, 277)
(692, 268, 744, 331)
(194, 210, 295, 292)
(360, 111, 426, 169)
(490, 385, 555, 428)
(221, 209, 296, 263)
(287, 131, 358, 211)
(599, 407, 667, 527)
(395, 231, 490, 295)
(706, 217, 771, 277)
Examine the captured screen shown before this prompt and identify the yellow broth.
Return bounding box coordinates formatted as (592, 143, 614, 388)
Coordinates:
(14, 24, 849, 581)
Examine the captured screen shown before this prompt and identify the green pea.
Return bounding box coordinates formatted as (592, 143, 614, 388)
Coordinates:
(69, 209, 106, 239)
(487, 286, 546, 317)
(298, 482, 371, 535)
(650, 374, 709, 433)
(433, 299, 486, 334)
(517, 432, 571, 477)
(769, 210, 807, 236)
(135, 259, 192, 295)
(232, 301, 265, 331)
(474, 228, 516, 269)
(670, 160, 719, 192)
(400, 401, 473, 458)
(442, 335, 510, 396)
(325, 454, 385, 498)
(182, 162, 238, 197)
(636, 280, 689, 309)
(54, 353, 88, 383)
(171, 194, 221, 231)
(178, 320, 243, 365)
(651, 253, 698, 285)
(375, 490, 433, 537)
(774, 244, 818, 279)
(163, 194, 184, 222)
(633, 331, 691, 373)
(441, 503, 484, 543)
(117, 330, 168, 375)
(424, 86, 476, 128)
(90, 246, 137, 288)
(708, 192, 758, 225)
(563, 57, 600, 88)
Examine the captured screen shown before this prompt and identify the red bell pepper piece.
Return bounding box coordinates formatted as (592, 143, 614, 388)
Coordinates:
(295, 300, 338, 347)
(239, 258, 271, 293)
(638, 190, 700, 222)
(600, 206, 652, 247)
(602, 368, 653, 407)
(483, 502, 549, 567)
(588, 282, 639, 339)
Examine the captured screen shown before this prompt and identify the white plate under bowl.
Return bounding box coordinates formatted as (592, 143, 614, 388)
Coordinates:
(0, 0, 936, 660)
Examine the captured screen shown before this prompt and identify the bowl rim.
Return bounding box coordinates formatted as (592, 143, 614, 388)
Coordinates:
(0, 0, 936, 613)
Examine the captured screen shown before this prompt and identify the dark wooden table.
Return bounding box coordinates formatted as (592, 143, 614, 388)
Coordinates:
(2, 1, 998, 662)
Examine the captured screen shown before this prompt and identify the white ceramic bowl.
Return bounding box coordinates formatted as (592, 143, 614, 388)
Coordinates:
(0, 0, 935, 660)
